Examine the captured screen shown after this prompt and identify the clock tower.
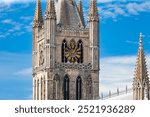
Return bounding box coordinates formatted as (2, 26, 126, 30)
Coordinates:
(32, 0, 100, 100)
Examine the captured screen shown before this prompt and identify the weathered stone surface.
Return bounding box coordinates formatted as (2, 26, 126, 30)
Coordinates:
(32, 0, 100, 100)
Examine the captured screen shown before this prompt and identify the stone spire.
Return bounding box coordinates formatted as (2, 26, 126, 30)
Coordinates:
(45, 0, 56, 19)
(33, 0, 43, 27)
(77, 0, 85, 27)
(134, 33, 148, 81)
(133, 33, 149, 100)
(55, 0, 84, 28)
(88, 0, 99, 21)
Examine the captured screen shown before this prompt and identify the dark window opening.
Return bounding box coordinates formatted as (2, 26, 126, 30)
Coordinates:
(64, 75, 69, 100)
(76, 76, 82, 100)
(62, 40, 67, 63)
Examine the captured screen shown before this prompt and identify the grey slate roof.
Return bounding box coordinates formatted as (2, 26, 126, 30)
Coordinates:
(55, 0, 84, 28)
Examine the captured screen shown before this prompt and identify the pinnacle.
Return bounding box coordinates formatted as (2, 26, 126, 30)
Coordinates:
(33, 0, 43, 24)
(45, 0, 56, 15)
(89, 0, 99, 17)
(77, 0, 85, 26)
(133, 33, 148, 81)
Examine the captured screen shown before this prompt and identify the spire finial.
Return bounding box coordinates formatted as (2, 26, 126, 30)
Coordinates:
(139, 32, 143, 48)
(33, 0, 43, 27)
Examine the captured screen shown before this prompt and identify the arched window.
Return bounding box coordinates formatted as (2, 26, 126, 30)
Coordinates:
(76, 76, 82, 100)
(86, 76, 92, 99)
(62, 40, 67, 63)
(77, 40, 83, 63)
(64, 75, 69, 100)
(53, 74, 60, 100)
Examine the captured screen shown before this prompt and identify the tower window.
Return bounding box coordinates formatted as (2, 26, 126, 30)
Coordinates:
(64, 75, 69, 100)
(62, 40, 67, 63)
(77, 40, 83, 63)
(76, 76, 82, 100)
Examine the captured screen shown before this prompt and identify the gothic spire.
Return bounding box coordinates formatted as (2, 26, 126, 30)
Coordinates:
(88, 0, 99, 21)
(133, 33, 149, 100)
(77, 0, 85, 27)
(55, 0, 84, 28)
(134, 33, 149, 82)
(45, 0, 56, 19)
(33, 0, 43, 27)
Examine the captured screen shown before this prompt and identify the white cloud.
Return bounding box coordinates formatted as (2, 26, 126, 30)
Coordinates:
(82, 0, 150, 21)
(0, 0, 148, 4)
(125, 40, 138, 45)
(107, 92, 133, 100)
(126, 2, 150, 15)
(0, 0, 33, 4)
(98, 0, 113, 3)
(0, 17, 31, 38)
(1, 19, 20, 25)
(20, 16, 33, 21)
(1, 19, 12, 24)
(100, 54, 150, 96)
(14, 68, 32, 77)
(100, 1, 150, 20)
(0, 52, 31, 76)
(0, 20, 23, 38)
(0, 0, 47, 4)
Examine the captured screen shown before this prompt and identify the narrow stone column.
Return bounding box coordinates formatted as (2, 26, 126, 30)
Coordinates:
(33, 79, 35, 100)
(45, 76, 48, 100)
(39, 78, 42, 100)
(35, 79, 38, 100)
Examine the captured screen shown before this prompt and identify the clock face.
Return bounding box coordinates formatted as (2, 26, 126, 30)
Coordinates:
(65, 40, 81, 63)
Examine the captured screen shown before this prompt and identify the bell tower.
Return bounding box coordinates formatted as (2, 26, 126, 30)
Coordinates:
(32, 0, 100, 100)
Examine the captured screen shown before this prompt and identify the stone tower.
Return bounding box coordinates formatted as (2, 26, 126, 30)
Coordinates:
(32, 0, 99, 100)
(133, 33, 149, 100)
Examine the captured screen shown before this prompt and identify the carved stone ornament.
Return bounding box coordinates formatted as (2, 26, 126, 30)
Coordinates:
(39, 43, 44, 66)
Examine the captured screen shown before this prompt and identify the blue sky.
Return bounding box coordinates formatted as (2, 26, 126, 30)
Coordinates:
(0, 0, 150, 99)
